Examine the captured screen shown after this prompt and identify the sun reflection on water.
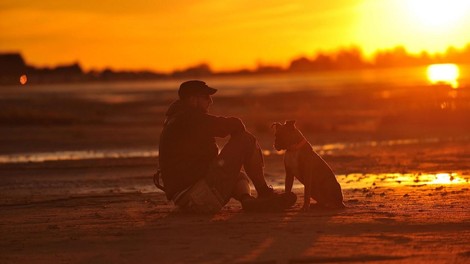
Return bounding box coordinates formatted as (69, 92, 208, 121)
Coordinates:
(427, 63, 460, 88)
(269, 172, 469, 191)
(335, 172, 468, 189)
(430, 173, 466, 184)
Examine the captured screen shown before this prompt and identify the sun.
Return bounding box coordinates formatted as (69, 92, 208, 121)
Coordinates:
(406, 0, 470, 30)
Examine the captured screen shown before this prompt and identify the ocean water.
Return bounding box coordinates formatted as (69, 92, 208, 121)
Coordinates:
(1, 65, 469, 199)
(3, 64, 469, 163)
(0, 136, 448, 164)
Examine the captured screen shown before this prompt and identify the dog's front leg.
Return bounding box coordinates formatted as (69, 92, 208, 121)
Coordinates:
(285, 167, 294, 194)
(300, 158, 313, 211)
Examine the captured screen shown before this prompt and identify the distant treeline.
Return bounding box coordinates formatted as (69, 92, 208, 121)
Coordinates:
(1, 44, 470, 85)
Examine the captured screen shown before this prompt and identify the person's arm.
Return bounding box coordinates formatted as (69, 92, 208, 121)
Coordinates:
(204, 114, 246, 137)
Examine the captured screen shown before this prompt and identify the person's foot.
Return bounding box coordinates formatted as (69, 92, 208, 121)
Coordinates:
(242, 192, 297, 212)
(256, 186, 281, 198)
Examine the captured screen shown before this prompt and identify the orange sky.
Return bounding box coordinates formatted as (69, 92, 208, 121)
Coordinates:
(1, 0, 470, 72)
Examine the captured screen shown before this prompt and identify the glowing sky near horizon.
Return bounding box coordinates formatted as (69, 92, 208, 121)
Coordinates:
(1, 0, 470, 72)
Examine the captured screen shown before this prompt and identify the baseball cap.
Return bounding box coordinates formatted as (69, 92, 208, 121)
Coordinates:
(178, 80, 217, 99)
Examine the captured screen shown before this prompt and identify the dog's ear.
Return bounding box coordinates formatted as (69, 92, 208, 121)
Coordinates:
(286, 120, 296, 128)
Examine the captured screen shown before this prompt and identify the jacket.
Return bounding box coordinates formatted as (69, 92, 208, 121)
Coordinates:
(158, 100, 245, 200)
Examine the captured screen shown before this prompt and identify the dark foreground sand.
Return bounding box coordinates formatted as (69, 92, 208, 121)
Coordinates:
(1, 182, 469, 264)
(1, 81, 470, 263)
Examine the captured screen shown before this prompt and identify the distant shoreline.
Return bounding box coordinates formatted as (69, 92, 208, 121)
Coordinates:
(3, 45, 470, 85)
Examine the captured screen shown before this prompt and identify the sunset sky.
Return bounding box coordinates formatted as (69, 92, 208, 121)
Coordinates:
(1, 0, 470, 72)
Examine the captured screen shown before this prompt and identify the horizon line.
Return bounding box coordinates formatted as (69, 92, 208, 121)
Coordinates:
(3, 42, 470, 74)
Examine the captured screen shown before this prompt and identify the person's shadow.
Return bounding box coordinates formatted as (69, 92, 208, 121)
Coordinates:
(225, 203, 339, 264)
(143, 193, 339, 264)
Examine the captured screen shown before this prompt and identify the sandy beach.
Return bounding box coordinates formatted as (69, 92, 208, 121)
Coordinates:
(1, 77, 470, 263)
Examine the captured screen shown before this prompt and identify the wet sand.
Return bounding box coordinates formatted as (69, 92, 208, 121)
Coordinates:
(1, 81, 470, 263)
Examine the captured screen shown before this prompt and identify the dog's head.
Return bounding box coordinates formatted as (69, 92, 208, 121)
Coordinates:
(272, 120, 304, 151)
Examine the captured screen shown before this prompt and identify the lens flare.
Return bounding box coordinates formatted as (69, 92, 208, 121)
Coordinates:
(19, 74, 28, 85)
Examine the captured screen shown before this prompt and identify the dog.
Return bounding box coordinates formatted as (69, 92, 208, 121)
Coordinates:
(273, 120, 345, 210)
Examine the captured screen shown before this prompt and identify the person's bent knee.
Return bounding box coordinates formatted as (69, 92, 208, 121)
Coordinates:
(232, 172, 251, 201)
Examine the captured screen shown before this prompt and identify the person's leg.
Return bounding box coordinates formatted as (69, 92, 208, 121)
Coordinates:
(215, 130, 273, 196)
(204, 131, 296, 212)
(174, 177, 225, 213)
(177, 173, 262, 213)
(232, 173, 251, 198)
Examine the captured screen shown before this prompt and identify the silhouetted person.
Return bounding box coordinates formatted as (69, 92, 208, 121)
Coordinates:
(158, 80, 295, 213)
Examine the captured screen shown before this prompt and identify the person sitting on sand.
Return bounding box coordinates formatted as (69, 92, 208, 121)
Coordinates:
(158, 80, 296, 213)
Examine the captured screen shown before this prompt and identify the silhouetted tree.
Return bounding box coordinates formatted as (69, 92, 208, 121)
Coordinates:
(256, 64, 284, 74)
(288, 57, 315, 72)
(53, 63, 83, 75)
(334, 47, 366, 70)
(171, 63, 212, 78)
(313, 53, 335, 70)
(374, 46, 420, 67)
(461, 44, 470, 63)
(417, 51, 433, 65)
